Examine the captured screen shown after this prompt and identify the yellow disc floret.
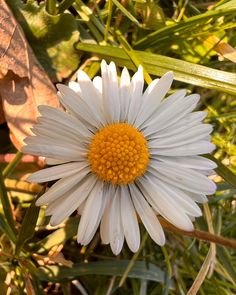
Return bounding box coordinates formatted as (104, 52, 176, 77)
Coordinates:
(88, 123, 149, 185)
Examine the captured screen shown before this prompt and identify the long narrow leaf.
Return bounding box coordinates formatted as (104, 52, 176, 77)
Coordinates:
(0, 170, 16, 235)
(35, 260, 171, 285)
(134, 8, 236, 49)
(76, 43, 236, 95)
(0, 213, 16, 243)
(15, 189, 45, 254)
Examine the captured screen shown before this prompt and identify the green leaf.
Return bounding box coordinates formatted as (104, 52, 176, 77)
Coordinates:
(76, 43, 236, 95)
(134, 8, 236, 49)
(0, 170, 16, 237)
(35, 260, 171, 285)
(7, 1, 80, 81)
(15, 198, 40, 255)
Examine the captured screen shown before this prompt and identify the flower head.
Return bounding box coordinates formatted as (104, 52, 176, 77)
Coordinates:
(22, 60, 217, 255)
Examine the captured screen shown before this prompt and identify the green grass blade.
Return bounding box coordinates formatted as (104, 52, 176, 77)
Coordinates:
(0, 170, 16, 236)
(0, 213, 16, 243)
(76, 43, 236, 95)
(2, 151, 22, 178)
(217, 246, 236, 284)
(134, 8, 236, 49)
(112, 0, 140, 27)
(35, 260, 171, 285)
(15, 194, 42, 255)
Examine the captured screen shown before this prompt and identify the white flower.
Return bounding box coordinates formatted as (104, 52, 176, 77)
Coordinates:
(22, 60, 217, 255)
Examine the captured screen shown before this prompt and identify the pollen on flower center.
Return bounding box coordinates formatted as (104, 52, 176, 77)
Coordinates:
(88, 123, 149, 184)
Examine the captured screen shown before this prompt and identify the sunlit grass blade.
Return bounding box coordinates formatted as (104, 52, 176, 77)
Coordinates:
(76, 43, 236, 95)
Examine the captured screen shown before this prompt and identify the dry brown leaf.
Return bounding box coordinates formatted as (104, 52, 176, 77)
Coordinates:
(0, 99, 5, 124)
(204, 35, 236, 63)
(0, 0, 60, 149)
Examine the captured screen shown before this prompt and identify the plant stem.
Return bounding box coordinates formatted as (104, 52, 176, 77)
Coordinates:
(3, 151, 22, 178)
(58, 0, 75, 14)
(104, 0, 113, 42)
(119, 232, 148, 287)
(160, 217, 236, 251)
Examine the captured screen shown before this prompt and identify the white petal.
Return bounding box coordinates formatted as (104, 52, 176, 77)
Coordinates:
(77, 181, 105, 245)
(139, 176, 194, 231)
(119, 67, 131, 122)
(156, 181, 202, 217)
(28, 162, 88, 183)
(57, 84, 101, 128)
(143, 93, 200, 136)
(120, 186, 140, 252)
(45, 194, 68, 216)
(156, 155, 217, 170)
(134, 72, 173, 127)
(109, 187, 124, 255)
(184, 191, 208, 203)
(45, 158, 69, 165)
(93, 76, 103, 94)
(36, 167, 90, 205)
(49, 175, 97, 226)
(24, 135, 86, 155)
(127, 65, 144, 124)
(149, 161, 217, 195)
(68, 81, 81, 93)
(129, 184, 165, 246)
(32, 124, 88, 147)
(37, 105, 91, 138)
(101, 60, 120, 123)
(150, 141, 215, 156)
(149, 124, 213, 149)
(77, 70, 105, 124)
(151, 111, 207, 139)
(100, 185, 114, 244)
(22, 143, 86, 162)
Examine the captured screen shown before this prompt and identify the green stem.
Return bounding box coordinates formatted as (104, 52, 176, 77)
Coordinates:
(115, 30, 152, 85)
(58, 0, 75, 14)
(104, 0, 113, 42)
(161, 246, 172, 277)
(119, 232, 148, 287)
(46, 0, 57, 15)
(0, 169, 16, 235)
(3, 151, 22, 178)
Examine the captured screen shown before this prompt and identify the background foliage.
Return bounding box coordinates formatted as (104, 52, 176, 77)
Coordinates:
(0, 0, 236, 294)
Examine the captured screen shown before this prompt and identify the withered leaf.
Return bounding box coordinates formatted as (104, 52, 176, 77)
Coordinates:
(0, 99, 5, 124)
(0, 0, 60, 150)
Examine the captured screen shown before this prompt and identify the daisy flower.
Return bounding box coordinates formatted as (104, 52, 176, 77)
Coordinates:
(22, 60, 217, 255)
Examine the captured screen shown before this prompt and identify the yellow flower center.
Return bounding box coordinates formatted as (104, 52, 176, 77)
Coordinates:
(88, 123, 149, 184)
